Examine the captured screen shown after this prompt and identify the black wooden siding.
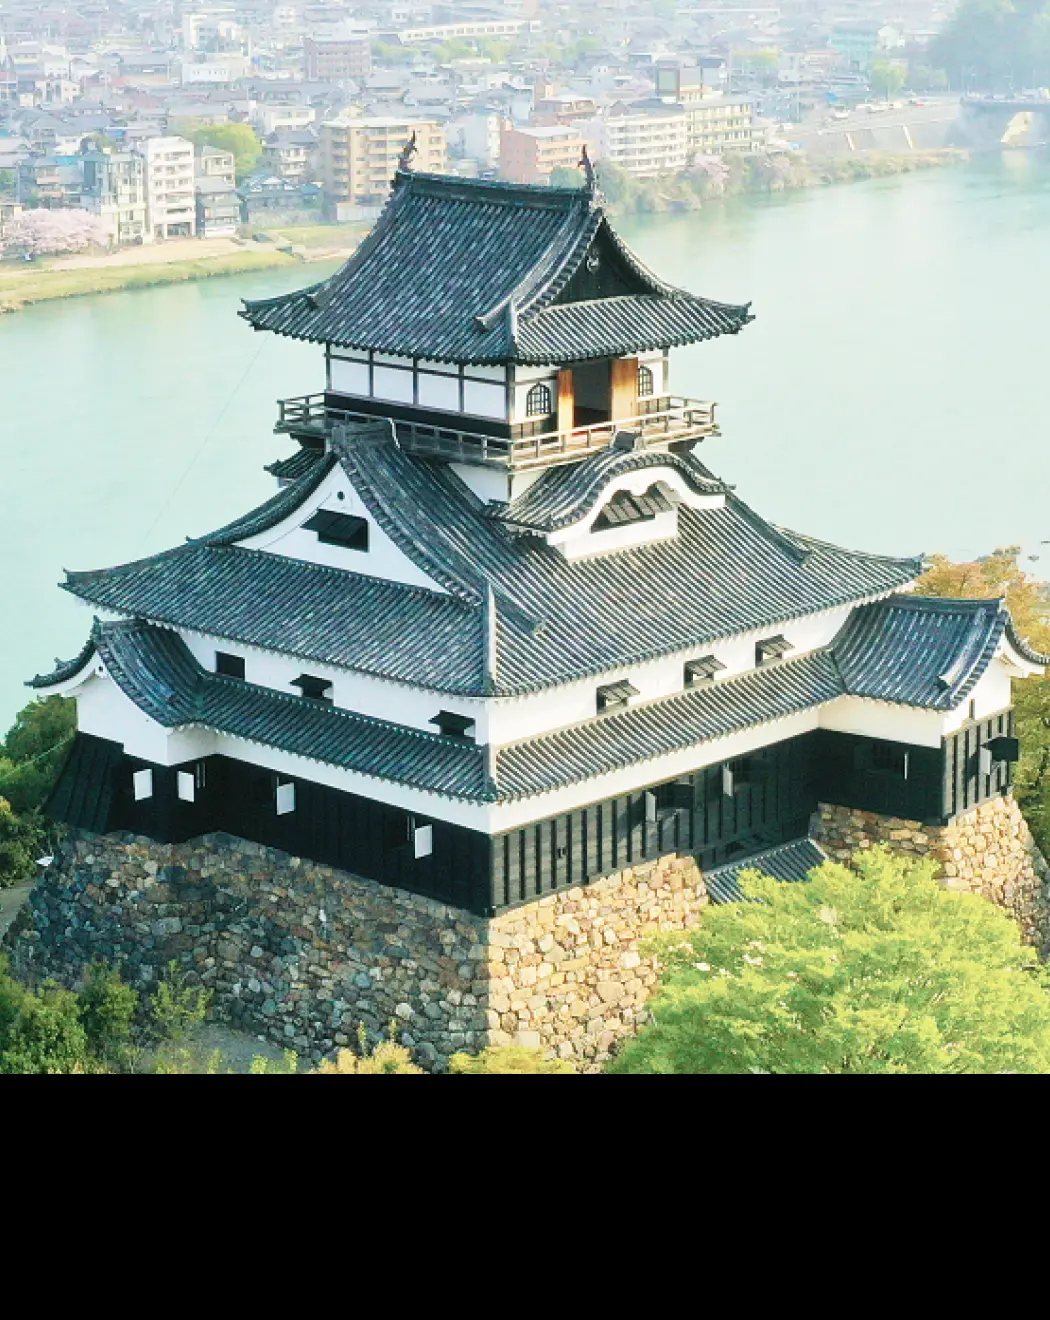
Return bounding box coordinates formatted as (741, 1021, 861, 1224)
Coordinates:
(50, 711, 1019, 916)
(942, 708, 1014, 819)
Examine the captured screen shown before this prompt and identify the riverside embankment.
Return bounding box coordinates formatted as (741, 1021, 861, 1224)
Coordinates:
(0, 228, 362, 313)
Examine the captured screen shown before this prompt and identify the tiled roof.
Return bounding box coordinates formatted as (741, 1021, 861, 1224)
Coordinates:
(494, 651, 843, 798)
(94, 619, 491, 800)
(239, 170, 753, 364)
(704, 838, 828, 905)
(486, 445, 726, 533)
(264, 447, 324, 482)
(62, 428, 923, 697)
(833, 595, 1047, 710)
(28, 636, 97, 690)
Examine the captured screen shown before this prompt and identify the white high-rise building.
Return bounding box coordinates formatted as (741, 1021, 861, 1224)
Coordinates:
(139, 137, 196, 240)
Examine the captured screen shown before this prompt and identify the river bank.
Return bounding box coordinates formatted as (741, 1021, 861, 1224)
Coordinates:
(600, 147, 969, 214)
(0, 225, 363, 313)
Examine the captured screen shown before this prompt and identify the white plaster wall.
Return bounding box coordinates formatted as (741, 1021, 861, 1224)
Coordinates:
(942, 661, 1016, 733)
(329, 358, 368, 395)
(238, 463, 444, 594)
(485, 603, 860, 746)
(177, 627, 489, 739)
(559, 508, 679, 560)
(463, 379, 506, 419)
(818, 695, 947, 748)
(448, 463, 544, 505)
(77, 674, 217, 766)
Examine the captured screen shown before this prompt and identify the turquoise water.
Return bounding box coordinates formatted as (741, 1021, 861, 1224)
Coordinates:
(2, 155, 1049, 729)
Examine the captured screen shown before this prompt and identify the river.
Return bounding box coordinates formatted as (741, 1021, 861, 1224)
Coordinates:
(2, 153, 1049, 729)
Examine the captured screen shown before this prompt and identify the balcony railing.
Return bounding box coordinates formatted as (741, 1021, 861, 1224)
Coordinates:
(275, 394, 719, 471)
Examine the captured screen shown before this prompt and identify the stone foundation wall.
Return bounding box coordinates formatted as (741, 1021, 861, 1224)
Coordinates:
(814, 795, 1050, 951)
(3, 829, 706, 1072)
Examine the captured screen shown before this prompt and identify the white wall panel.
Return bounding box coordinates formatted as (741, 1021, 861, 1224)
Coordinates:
(462, 379, 506, 419)
(329, 358, 370, 396)
(372, 365, 414, 405)
(417, 372, 460, 411)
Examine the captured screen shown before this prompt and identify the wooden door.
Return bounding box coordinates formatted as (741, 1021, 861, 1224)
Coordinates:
(610, 357, 638, 423)
(557, 368, 574, 433)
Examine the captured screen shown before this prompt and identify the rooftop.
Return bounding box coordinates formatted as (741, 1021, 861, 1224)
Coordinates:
(241, 168, 753, 365)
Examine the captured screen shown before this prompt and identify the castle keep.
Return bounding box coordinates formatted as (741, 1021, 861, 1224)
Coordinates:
(13, 164, 1048, 1067)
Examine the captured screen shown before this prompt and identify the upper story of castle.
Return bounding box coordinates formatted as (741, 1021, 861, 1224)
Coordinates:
(240, 167, 754, 485)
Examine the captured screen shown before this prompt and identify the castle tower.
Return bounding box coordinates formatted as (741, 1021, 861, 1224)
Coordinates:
(20, 168, 1049, 1067)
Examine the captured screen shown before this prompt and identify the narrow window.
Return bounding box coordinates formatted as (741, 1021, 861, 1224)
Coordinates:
(755, 635, 792, 666)
(684, 655, 726, 687)
(276, 781, 296, 815)
(176, 771, 195, 802)
(637, 363, 654, 397)
(428, 711, 476, 741)
(413, 824, 434, 859)
(291, 674, 334, 703)
(597, 680, 639, 713)
(216, 651, 245, 679)
(302, 509, 369, 551)
(525, 382, 553, 417)
(133, 768, 153, 801)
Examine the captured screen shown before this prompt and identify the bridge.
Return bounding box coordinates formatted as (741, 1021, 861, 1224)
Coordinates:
(954, 96, 1050, 148)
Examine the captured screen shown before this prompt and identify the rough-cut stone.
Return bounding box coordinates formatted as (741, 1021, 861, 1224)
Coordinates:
(814, 796, 1050, 951)
(2, 830, 706, 1073)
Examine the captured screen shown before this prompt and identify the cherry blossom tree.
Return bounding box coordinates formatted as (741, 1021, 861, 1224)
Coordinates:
(2, 208, 109, 256)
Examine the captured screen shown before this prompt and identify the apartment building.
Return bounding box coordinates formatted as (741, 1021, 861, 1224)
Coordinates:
(655, 63, 761, 157)
(500, 124, 582, 184)
(80, 150, 147, 245)
(303, 31, 373, 81)
(321, 116, 446, 213)
(196, 143, 236, 185)
(576, 102, 688, 177)
(139, 136, 196, 239)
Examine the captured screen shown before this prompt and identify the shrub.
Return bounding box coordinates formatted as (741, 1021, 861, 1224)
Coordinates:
(0, 797, 43, 889)
(148, 960, 211, 1041)
(312, 1042, 423, 1074)
(448, 1046, 575, 1073)
(78, 962, 138, 1067)
(0, 958, 95, 1074)
(609, 847, 1050, 1075)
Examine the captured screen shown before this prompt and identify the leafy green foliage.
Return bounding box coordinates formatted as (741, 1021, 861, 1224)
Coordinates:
(871, 60, 908, 99)
(916, 548, 1050, 854)
(0, 957, 95, 1074)
(609, 848, 1050, 1074)
(176, 121, 262, 180)
(148, 960, 212, 1042)
(78, 962, 138, 1067)
(931, 0, 1050, 89)
(449, 1045, 575, 1073)
(0, 797, 43, 889)
(0, 695, 76, 816)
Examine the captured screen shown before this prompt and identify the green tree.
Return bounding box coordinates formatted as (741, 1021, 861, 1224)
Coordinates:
(78, 962, 139, 1068)
(372, 40, 415, 66)
(0, 958, 94, 1074)
(609, 847, 1050, 1074)
(0, 695, 76, 816)
(548, 165, 584, 189)
(871, 60, 908, 99)
(0, 797, 42, 889)
(930, 0, 1050, 89)
(0, 168, 15, 194)
(177, 122, 262, 180)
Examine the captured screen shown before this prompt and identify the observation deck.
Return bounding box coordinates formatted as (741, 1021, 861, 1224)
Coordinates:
(274, 394, 720, 472)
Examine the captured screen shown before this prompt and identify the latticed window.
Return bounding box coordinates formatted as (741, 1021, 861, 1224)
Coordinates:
(637, 363, 654, 397)
(526, 382, 553, 416)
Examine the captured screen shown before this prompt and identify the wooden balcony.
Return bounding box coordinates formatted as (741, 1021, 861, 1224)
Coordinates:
(274, 394, 719, 471)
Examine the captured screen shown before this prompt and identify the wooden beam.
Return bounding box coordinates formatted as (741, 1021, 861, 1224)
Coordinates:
(557, 368, 574, 433)
(610, 356, 637, 423)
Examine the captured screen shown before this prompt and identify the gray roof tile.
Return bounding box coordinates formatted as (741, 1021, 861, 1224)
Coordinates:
(93, 619, 491, 800)
(239, 170, 752, 364)
(62, 428, 924, 697)
(704, 837, 828, 904)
